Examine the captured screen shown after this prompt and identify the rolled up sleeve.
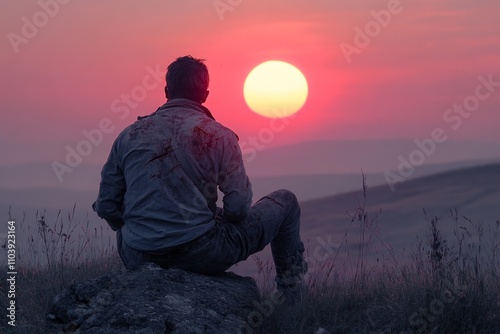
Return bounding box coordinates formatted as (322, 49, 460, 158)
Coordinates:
(93, 138, 126, 231)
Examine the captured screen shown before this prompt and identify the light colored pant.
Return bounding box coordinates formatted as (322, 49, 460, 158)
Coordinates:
(116, 189, 306, 285)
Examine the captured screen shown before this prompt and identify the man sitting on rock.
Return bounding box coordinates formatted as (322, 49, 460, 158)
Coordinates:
(93, 55, 307, 300)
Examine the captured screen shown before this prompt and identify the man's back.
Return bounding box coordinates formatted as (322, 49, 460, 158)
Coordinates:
(94, 56, 306, 301)
(95, 98, 252, 252)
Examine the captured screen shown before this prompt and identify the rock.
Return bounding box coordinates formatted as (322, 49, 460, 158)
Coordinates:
(46, 263, 260, 334)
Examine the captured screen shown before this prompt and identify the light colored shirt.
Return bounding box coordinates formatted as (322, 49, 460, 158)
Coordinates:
(94, 98, 252, 251)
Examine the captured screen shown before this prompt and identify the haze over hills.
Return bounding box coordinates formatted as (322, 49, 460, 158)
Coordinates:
(1, 160, 498, 223)
(242, 139, 500, 176)
(1, 139, 499, 190)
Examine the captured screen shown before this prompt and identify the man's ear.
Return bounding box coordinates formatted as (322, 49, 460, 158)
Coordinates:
(201, 90, 209, 103)
(164, 87, 169, 100)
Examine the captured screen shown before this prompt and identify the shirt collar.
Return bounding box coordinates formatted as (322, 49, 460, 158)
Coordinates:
(152, 98, 216, 121)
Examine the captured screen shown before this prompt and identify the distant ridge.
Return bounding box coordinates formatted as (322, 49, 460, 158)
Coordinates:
(1, 139, 499, 190)
(244, 139, 500, 176)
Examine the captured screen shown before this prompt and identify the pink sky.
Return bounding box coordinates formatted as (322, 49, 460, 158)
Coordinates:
(1, 0, 499, 166)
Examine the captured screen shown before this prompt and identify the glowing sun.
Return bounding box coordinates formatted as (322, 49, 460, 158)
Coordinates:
(243, 60, 308, 118)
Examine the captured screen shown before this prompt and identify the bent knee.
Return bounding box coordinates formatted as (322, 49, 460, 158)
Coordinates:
(270, 189, 299, 208)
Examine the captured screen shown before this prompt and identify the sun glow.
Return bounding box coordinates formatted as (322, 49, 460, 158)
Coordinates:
(243, 61, 308, 118)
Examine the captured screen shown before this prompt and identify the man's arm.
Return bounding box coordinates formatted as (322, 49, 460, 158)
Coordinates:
(93, 138, 126, 231)
(218, 133, 252, 222)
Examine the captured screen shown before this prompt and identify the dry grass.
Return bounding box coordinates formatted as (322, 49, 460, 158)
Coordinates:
(253, 176, 500, 334)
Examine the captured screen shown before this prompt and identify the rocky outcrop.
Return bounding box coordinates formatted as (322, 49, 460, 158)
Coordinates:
(46, 263, 259, 333)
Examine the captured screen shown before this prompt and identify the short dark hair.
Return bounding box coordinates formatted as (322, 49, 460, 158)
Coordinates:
(166, 56, 209, 103)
